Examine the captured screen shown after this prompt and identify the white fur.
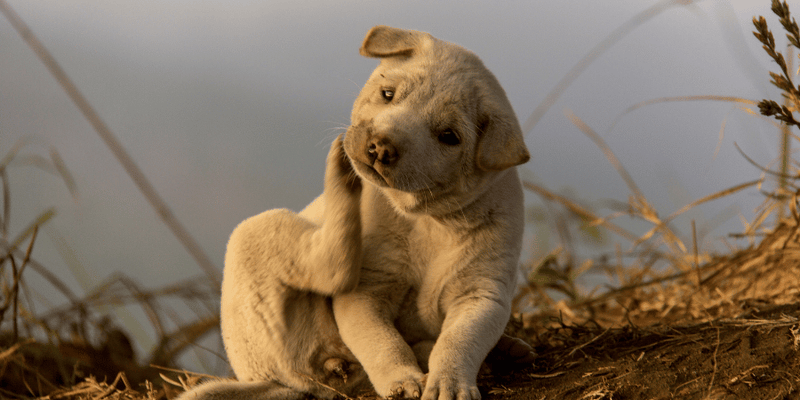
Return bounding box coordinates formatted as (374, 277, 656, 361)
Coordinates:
(177, 25, 530, 400)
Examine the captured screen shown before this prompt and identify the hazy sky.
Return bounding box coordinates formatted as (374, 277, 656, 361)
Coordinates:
(0, 0, 792, 359)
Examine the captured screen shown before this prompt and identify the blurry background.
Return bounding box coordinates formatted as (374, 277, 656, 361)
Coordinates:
(0, 0, 791, 372)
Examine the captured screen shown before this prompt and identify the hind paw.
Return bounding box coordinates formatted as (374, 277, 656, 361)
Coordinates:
(324, 357, 349, 382)
(494, 334, 536, 363)
(327, 134, 361, 195)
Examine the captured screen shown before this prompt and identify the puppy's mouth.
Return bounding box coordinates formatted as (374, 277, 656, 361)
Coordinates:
(352, 160, 391, 188)
(351, 159, 452, 197)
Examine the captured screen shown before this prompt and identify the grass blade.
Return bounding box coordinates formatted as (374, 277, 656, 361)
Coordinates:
(608, 95, 758, 133)
(668, 179, 763, 222)
(564, 109, 645, 200)
(49, 147, 79, 202)
(7, 208, 55, 253)
(522, 180, 639, 243)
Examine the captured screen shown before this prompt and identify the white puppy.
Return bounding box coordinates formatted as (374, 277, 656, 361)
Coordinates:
(178, 25, 531, 400)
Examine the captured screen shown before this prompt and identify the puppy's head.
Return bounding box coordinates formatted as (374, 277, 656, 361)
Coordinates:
(344, 26, 529, 216)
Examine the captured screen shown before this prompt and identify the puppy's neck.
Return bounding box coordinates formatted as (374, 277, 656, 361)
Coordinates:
(378, 168, 514, 229)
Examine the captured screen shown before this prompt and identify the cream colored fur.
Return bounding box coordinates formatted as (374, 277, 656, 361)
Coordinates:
(177, 26, 531, 400)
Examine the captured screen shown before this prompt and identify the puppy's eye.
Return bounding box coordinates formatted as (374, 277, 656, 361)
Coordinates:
(381, 89, 395, 101)
(437, 129, 460, 146)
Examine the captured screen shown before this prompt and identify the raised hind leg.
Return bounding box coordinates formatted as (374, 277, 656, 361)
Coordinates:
(178, 135, 365, 400)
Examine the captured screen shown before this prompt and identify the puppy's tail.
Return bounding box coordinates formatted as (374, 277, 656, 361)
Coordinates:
(175, 379, 310, 400)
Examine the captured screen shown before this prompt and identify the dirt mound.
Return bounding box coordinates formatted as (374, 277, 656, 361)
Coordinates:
(485, 220, 800, 400)
(486, 304, 800, 400)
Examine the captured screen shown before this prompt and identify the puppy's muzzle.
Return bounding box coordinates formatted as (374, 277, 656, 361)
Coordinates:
(366, 136, 399, 166)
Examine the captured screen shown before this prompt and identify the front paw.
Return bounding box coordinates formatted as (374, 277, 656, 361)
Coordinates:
(375, 369, 425, 399)
(421, 373, 480, 400)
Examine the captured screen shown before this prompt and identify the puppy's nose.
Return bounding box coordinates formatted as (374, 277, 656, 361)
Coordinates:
(367, 137, 399, 166)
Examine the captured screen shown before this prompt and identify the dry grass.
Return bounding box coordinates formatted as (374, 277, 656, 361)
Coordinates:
(517, 0, 800, 334)
(522, 217, 800, 334)
(0, 142, 220, 398)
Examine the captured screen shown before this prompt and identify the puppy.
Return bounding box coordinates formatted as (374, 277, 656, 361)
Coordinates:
(178, 26, 531, 400)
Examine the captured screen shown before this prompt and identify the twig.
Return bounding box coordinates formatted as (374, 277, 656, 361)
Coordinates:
(297, 372, 354, 400)
(729, 365, 769, 384)
(12, 226, 37, 339)
(150, 364, 220, 381)
(528, 371, 567, 379)
(0, 338, 34, 362)
(568, 328, 611, 357)
(707, 327, 721, 393)
(692, 220, 701, 287)
(97, 372, 126, 399)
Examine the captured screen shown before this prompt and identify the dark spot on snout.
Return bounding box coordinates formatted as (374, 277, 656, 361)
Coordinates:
(367, 136, 399, 166)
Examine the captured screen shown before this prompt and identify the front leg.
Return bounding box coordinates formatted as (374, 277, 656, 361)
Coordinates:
(333, 290, 425, 399)
(424, 292, 511, 400)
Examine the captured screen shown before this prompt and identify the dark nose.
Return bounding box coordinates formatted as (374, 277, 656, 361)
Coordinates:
(367, 137, 399, 166)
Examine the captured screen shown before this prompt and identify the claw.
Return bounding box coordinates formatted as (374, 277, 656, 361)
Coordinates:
(387, 378, 423, 399)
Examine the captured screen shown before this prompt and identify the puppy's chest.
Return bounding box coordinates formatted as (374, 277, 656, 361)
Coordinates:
(406, 220, 461, 280)
(392, 218, 465, 337)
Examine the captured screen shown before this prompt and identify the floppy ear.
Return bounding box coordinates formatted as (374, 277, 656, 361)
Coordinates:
(360, 25, 426, 58)
(476, 112, 530, 171)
